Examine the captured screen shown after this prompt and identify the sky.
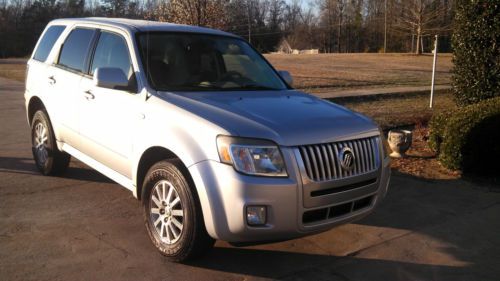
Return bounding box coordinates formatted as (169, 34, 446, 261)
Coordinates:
(285, 0, 319, 14)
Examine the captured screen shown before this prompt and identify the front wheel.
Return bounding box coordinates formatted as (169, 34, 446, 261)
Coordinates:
(142, 160, 214, 262)
(31, 110, 70, 175)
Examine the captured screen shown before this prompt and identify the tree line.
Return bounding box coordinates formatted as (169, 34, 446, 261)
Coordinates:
(0, 0, 454, 58)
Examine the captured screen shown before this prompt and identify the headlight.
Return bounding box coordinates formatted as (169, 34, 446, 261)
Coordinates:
(379, 127, 390, 158)
(216, 136, 288, 177)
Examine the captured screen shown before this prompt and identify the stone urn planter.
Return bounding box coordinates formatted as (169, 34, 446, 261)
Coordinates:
(388, 130, 412, 158)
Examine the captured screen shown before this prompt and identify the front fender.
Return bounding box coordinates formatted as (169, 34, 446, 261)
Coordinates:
(131, 124, 216, 185)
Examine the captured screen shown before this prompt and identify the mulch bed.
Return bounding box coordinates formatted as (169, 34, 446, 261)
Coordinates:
(389, 125, 461, 180)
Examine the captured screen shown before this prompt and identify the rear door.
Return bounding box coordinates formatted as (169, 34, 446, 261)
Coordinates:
(47, 27, 97, 146)
(26, 25, 66, 102)
(78, 29, 140, 179)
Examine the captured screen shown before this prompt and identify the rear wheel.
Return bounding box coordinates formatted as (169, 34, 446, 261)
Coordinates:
(31, 110, 70, 175)
(142, 160, 214, 262)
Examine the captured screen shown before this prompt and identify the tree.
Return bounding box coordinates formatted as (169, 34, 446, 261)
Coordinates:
(318, 0, 349, 53)
(392, 0, 450, 54)
(165, 0, 229, 29)
(65, 0, 84, 17)
(144, 0, 169, 22)
(268, 0, 285, 31)
(0, 0, 457, 57)
(452, 0, 500, 105)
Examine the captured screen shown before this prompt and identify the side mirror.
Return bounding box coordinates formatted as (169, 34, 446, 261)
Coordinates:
(94, 67, 130, 91)
(278, 70, 293, 87)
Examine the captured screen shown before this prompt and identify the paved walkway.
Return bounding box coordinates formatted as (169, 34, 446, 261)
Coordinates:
(315, 85, 451, 99)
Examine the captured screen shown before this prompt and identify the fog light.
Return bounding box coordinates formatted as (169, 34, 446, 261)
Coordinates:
(246, 206, 267, 226)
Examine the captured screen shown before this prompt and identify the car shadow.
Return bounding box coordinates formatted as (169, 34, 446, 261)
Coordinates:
(188, 247, 481, 281)
(187, 171, 499, 280)
(0, 156, 113, 184)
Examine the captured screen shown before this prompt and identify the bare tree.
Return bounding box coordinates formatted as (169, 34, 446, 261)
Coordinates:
(393, 0, 450, 54)
(318, 0, 348, 53)
(283, 0, 301, 31)
(165, 0, 229, 29)
(336, 0, 345, 52)
(268, 0, 285, 31)
(144, 0, 169, 22)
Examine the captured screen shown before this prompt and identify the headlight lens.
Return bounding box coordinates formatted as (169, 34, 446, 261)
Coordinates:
(217, 136, 288, 177)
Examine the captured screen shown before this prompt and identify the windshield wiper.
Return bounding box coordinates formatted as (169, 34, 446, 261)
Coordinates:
(223, 84, 279, 91)
(158, 83, 280, 92)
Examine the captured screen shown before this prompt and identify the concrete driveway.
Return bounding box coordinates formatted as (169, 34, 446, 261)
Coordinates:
(1, 76, 499, 281)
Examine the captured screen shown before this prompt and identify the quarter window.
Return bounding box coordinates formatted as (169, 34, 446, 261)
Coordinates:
(33, 25, 66, 62)
(58, 28, 95, 73)
(91, 31, 132, 77)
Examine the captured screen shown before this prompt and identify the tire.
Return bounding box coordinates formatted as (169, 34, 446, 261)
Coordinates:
(142, 160, 214, 262)
(31, 110, 70, 175)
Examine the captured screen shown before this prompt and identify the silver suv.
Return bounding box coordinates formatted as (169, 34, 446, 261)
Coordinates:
(25, 18, 391, 261)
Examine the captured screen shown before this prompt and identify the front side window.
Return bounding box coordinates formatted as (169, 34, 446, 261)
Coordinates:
(58, 28, 95, 73)
(137, 33, 287, 91)
(33, 25, 66, 62)
(91, 31, 132, 78)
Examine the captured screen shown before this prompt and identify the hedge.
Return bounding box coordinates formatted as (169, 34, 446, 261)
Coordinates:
(429, 97, 500, 174)
(452, 0, 500, 105)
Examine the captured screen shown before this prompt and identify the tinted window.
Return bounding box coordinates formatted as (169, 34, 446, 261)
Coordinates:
(58, 28, 95, 72)
(33, 25, 65, 62)
(91, 32, 132, 77)
(137, 33, 286, 91)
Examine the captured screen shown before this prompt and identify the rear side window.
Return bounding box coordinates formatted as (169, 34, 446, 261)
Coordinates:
(58, 28, 96, 73)
(91, 31, 132, 77)
(33, 25, 65, 62)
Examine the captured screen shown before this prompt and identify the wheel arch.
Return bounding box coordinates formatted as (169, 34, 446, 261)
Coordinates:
(135, 146, 191, 201)
(27, 96, 46, 126)
(135, 145, 217, 245)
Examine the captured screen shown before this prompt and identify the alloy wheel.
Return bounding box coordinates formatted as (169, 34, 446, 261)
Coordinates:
(33, 122, 49, 165)
(149, 180, 184, 244)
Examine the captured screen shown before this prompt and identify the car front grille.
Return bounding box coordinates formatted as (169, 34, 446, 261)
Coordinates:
(298, 136, 380, 182)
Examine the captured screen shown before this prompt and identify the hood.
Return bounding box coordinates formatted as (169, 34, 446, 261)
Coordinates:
(157, 90, 378, 146)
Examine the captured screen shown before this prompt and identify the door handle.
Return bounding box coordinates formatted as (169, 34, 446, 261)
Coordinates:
(84, 90, 95, 100)
(48, 76, 56, 85)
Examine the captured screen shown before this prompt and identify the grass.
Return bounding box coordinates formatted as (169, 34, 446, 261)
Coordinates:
(0, 59, 26, 82)
(332, 89, 457, 129)
(265, 53, 452, 94)
(1, 54, 453, 91)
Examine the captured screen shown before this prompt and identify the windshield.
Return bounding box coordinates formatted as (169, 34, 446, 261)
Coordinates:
(137, 33, 288, 91)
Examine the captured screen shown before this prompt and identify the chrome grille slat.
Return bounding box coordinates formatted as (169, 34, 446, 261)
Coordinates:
(372, 139, 377, 168)
(367, 138, 374, 170)
(363, 139, 371, 171)
(300, 147, 313, 179)
(354, 140, 362, 174)
(315, 145, 326, 181)
(308, 146, 319, 180)
(332, 143, 342, 179)
(321, 145, 332, 180)
(359, 139, 366, 172)
(298, 136, 380, 182)
(327, 144, 338, 179)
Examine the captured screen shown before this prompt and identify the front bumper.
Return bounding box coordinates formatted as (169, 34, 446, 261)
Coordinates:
(189, 147, 391, 243)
